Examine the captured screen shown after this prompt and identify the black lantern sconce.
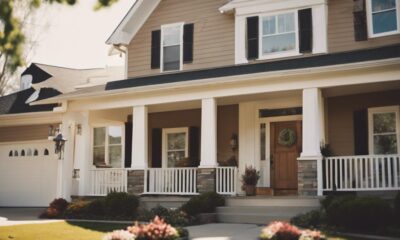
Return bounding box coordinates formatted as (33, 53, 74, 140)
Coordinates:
(230, 133, 238, 151)
(53, 133, 67, 159)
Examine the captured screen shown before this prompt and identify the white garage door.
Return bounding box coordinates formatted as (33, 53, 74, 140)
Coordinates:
(0, 140, 58, 207)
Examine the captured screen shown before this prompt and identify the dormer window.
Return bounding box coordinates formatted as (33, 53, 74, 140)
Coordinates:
(260, 12, 298, 58)
(161, 23, 184, 72)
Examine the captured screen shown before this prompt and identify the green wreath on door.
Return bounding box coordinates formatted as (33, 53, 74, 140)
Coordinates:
(278, 128, 296, 147)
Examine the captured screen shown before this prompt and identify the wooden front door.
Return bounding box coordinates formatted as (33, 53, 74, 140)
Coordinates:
(271, 121, 301, 190)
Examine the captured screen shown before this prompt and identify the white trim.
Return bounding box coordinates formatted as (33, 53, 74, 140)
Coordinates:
(368, 106, 400, 155)
(257, 115, 302, 187)
(258, 10, 300, 60)
(200, 98, 218, 168)
(161, 127, 189, 168)
(160, 22, 184, 73)
(91, 124, 125, 168)
(366, 0, 400, 38)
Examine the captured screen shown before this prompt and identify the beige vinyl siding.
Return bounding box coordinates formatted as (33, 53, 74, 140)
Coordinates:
(328, 0, 400, 53)
(327, 90, 400, 156)
(127, 0, 234, 78)
(0, 124, 53, 143)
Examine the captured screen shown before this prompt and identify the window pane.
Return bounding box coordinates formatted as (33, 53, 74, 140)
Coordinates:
(163, 45, 180, 71)
(372, 0, 396, 12)
(167, 150, 185, 167)
(108, 126, 122, 144)
(262, 16, 276, 35)
(260, 123, 266, 161)
(373, 112, 396, 133)
(93, 146, 105, 166)
(167, 132, 186, 150)
(374, 134, 398, 154)
(94, 127, 105, 146)
(372, 10, 398, 34)
(109, 145, 122, 168)
(262, 32, 296, 54)
(163, 25, 181, 46)
(278, 13, 295, 33)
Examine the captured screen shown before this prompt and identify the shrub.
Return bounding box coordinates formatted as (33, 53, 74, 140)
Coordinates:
(40, 198, 69, 219)
(86, 198, 105, 216)
(127, 216, 180, 240)
(394, 191, 400, 224)
(180, 192, 225, 216)
(103, 192, 139, 218)
(323, 195, 392, 231)
(291, 210, 324, 229)
(64, 200, 90, 219)
(151, 205, 189, 226)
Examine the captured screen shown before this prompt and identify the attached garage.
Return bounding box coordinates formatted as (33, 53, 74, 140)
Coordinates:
(0, 140, 58, 207)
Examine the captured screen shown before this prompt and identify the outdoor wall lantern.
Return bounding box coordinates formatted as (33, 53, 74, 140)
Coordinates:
(230, 133, 238, 151)
(76, 124, 82, 135)
(53, 133, 67, 159)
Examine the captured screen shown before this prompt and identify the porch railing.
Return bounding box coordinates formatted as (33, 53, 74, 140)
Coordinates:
(144, 168, 197, 195)
(89, 168, 128, 196)
(323, 155, 400, 191)
(216, 167, 238, 195)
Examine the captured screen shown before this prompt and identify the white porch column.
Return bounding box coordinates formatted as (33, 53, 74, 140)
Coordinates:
(131, 105, 148, 170)
(299, 88, 325, 196)
(200, 98, 218, 168)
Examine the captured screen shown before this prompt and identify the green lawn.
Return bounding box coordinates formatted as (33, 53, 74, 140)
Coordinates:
(0, 221, 130, 240)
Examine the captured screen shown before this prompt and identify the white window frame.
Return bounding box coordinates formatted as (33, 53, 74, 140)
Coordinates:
(91, 124, 125, 168)
(162, 127, 189, 168)
(160, 22, 184, 73)
(368, 106, 400, 155)
(366, 0, 400, 38)
(258, 10, 300, 60)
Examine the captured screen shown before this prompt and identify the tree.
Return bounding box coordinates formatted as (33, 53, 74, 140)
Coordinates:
(0, 0, 118, 96)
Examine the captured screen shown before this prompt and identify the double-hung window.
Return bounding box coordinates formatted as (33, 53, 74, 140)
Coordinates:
(368, 106, 400, 155)
(162, 128, 188, 168)
(260, 12, 298, 58)
(93, 126, 123, 168)
(367, 0, 400, 37)
(161, 23, 183, 72)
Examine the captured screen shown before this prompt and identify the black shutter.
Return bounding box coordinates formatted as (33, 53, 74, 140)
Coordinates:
(152, 128, 162, 168)
(247, 16, 259, 60)
(124, 122, 132, 168)
(151, 30, 161, 69)
(353, 0, 368, 41)
(298, 8, 313, 53)
(353, 109, 369, 155)
(183, 23, 194, 63)
(189, 127, 200, 167)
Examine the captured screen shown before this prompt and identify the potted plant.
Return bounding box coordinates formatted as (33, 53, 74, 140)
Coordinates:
(241, 166, 260, 196)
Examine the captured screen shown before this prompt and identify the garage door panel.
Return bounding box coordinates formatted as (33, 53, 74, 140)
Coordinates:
(0, 141, 58, 207)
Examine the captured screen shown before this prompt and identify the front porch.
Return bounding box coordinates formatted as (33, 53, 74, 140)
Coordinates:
(64, 82, 400, 198)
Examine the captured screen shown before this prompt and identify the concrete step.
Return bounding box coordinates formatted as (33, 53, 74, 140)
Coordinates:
(140, 196, 190, 209)
(217, 197, 321, 224)
(225, 196, 322, 207)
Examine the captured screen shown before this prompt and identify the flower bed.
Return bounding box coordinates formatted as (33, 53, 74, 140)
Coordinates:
(103, 216, 189, 240)
(259, 221, 325, 240)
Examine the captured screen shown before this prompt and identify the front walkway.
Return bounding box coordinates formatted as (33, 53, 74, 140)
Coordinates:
(0, 208, 62, 227)
(186, 223, 262, 240)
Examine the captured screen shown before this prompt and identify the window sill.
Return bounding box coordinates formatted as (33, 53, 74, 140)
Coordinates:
(369, 30, 400, 39)
(257, 51, 303, 61)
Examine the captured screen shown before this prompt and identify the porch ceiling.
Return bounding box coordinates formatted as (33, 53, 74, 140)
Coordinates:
(322, 79, 400, 98)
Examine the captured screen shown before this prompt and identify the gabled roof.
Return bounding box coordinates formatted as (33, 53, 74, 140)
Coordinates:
(21, 63, 53, 84)
(106, 0, 161, 45)
(0, 87, 60, 115)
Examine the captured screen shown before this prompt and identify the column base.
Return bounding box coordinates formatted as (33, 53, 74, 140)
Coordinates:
(197, 168, 216, 193)
(128, 170, 144, 195)
(297, 159, 318, 196)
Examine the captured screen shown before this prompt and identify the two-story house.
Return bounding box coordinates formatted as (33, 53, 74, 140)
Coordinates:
(0, 0, 399, 210)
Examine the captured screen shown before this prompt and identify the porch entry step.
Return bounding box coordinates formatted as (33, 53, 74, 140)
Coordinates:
(256, 187, 274, 196)
(225, 197, 322, 207)
(216, 205, 320, 225)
